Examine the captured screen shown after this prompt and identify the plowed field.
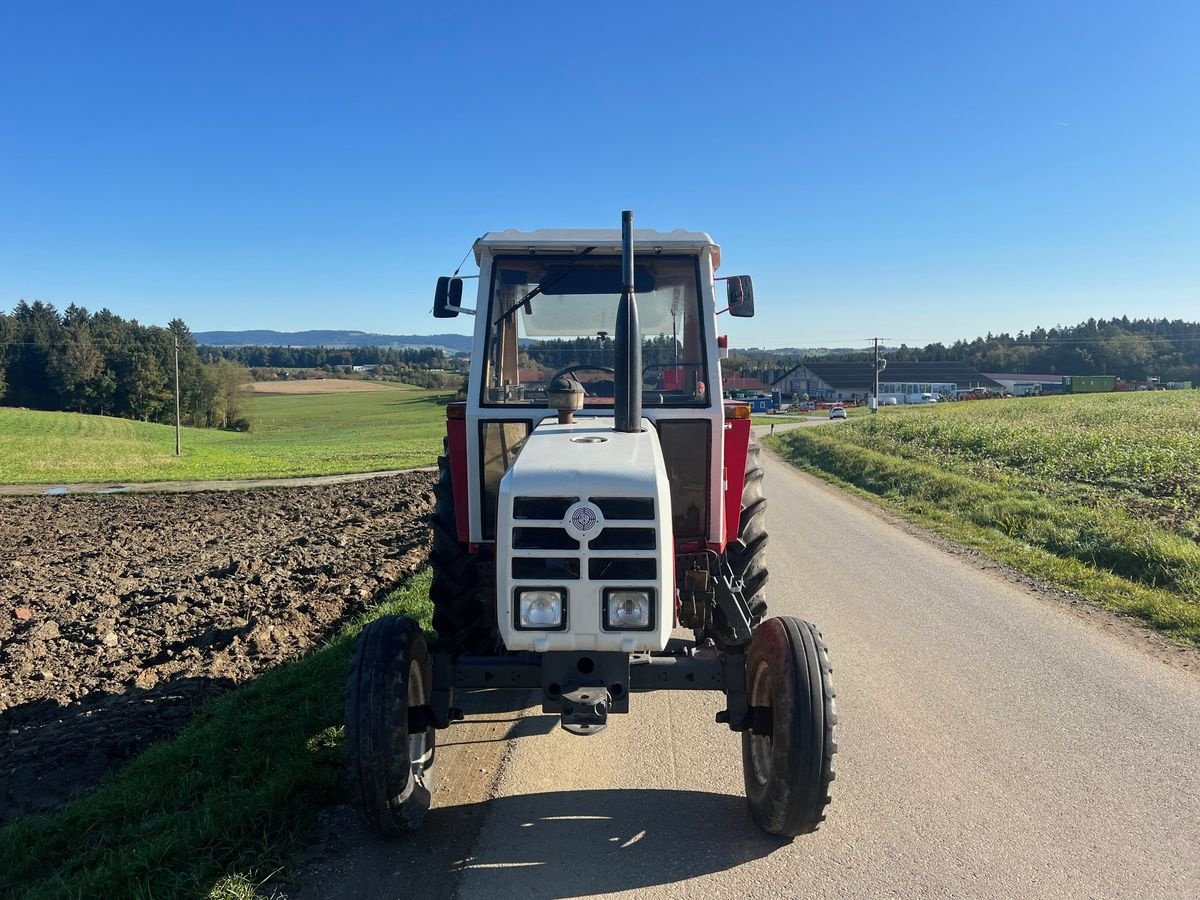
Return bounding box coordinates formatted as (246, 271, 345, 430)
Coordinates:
(0, 473, 435, 824)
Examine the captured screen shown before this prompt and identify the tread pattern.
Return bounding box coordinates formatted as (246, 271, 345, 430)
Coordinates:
(709, 440, 768, 645)
(429, 452, 498, 655)
(344, 615, 434, 835)
(742, 615, 837, 837)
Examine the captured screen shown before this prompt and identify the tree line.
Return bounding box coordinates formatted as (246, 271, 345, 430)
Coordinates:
(728, 318, 1200, 385)
(202, 344, 468, 391)
(201, 343, 457, 370)
(0, 302, 251, 428)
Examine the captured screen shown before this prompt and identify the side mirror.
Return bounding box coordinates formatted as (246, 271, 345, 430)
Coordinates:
(725, 276, 755, 317)
(433, 277, 465, 318)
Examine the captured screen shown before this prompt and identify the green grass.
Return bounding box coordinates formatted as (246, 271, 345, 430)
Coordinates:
(0, 571, 434, 900)
(0, 388, 450, 483)
(767, 392, 1200, 646)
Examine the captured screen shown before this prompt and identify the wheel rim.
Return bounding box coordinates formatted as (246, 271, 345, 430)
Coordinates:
(748, 658, 773, 787)
(407, 659, 429, 772)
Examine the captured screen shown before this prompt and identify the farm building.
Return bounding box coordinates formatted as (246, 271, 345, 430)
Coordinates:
(983, 373, 1065, 397)
(772, 361, 1003, 403)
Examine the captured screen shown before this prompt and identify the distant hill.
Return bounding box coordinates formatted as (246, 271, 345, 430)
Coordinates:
(194, 330, 475, 352)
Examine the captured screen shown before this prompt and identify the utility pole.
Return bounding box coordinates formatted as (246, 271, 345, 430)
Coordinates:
(867, 337, 890, 414)
(174, 335, 181, 456)
(873, 336, 883, 415)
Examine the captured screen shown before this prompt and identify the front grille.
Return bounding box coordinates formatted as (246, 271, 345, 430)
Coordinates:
(510, 495, 658, 587)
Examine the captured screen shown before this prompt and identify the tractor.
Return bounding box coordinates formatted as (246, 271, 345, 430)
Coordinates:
(344, 211, 837, 837)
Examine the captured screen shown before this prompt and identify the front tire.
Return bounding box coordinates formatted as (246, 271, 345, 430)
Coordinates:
(344, 615, 435, 836)
(742, 616, 837, 837)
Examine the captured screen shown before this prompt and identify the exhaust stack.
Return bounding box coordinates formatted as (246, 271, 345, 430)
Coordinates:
(614, 209, 642, 433)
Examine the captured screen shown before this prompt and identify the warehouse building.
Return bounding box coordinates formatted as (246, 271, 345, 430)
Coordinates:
(772, 361, 1003, 403)
(983, 373, 1065, 396)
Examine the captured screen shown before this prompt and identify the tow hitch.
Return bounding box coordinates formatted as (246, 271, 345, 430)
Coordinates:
(560, 687, 610, 734)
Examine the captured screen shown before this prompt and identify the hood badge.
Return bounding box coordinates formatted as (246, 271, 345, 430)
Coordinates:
(565, 502, 603, 538)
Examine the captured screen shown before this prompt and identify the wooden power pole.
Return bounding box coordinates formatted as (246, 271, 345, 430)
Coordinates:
(174, 336, 181, 456)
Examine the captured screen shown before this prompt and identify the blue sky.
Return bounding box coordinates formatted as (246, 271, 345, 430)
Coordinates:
(2, 1, 1197, 349)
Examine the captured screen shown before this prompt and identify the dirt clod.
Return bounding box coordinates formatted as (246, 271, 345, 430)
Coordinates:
(0, 472, 435, 824)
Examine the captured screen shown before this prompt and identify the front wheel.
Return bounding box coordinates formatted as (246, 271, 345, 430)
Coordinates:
(742, 616, 837, 837)
(344, 615, 436, 836)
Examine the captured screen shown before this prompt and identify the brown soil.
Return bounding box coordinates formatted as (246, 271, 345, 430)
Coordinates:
(249, 379, 408, 394)
(0, 472, 436, 825)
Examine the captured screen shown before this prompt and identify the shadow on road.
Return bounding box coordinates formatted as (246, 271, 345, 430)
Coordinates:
(290, 788, 782, 900)
(449, 788, 784, 898)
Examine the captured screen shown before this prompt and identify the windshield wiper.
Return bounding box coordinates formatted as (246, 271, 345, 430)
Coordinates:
(494, 247, 595, 325)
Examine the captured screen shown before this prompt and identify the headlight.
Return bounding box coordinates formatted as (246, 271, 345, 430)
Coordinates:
(516, 588, 566, 630)
(604, 589, 654, 631)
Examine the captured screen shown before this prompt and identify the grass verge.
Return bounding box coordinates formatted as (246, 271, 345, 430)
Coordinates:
(767, 430, 1200, 646)
(0, 571, 434, 900)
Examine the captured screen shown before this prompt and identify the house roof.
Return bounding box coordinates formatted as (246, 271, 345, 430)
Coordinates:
(780, 361, 1003, 392)
(724, 375, 770, 391)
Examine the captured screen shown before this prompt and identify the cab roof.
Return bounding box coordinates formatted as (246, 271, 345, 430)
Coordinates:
(473, 228, 719, 266)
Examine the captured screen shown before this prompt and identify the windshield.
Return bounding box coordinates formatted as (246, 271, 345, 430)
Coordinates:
(482, 255, 709, 407)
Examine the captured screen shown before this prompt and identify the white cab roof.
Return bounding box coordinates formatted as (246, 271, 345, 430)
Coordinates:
(473, 228, 717, 263)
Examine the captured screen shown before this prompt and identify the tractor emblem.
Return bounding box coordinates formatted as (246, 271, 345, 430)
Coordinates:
(571, 506, 598, 531)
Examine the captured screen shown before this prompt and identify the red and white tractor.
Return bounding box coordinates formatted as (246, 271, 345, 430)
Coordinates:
(345, 211, 837, 837)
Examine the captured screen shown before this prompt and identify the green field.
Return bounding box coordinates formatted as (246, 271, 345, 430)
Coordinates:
(0, 386, 450, 483)
(768, 391, 1200, 644)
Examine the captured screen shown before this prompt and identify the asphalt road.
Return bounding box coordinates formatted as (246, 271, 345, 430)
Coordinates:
(450, 438, 1200, 900)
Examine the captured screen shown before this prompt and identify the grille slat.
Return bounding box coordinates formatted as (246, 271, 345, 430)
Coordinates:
(513, 558, 580, 580)
(591, 497, 655, 520)
(588, 558, 657, 581)
(512, 527, 580, 550)
(588, 527, 656, 551)
(513, 496, 578, 520)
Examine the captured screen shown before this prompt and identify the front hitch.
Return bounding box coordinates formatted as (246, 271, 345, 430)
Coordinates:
(560, 686, 611, 735)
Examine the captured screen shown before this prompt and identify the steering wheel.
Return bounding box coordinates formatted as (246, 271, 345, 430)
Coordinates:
(550, 365, 617, 397)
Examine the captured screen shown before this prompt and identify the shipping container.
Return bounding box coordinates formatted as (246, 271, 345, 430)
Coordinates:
(1063, 375, 1117, 393)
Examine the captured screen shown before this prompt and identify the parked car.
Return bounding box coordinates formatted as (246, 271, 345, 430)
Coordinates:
(829, 406, 847, 420)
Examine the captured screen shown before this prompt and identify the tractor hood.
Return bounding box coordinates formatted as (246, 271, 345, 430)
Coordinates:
(502, 418, 667, 496)
(495, 417, 675, 653)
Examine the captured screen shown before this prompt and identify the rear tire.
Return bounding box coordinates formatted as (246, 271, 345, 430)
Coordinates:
(344, 615, 435, 836)
(742, 616, 837, 837)
(708, 439, 768, 645)
(430, 451, 497, 655)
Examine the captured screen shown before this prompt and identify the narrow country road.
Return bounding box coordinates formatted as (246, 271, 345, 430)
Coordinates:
(297, 427, 1200, 900)
(447, 438, 1200, 899)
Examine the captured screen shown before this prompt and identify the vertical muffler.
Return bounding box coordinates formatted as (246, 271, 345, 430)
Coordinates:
(614, 209, 642, 433)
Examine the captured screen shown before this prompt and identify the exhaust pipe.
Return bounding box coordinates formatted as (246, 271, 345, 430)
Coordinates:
(614, 209, 642, 433)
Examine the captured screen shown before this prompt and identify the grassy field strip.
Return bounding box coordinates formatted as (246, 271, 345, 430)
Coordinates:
(0, 388, 449, 484)
(767, 392, 1200, 646)
(0, 572, 434, 900)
